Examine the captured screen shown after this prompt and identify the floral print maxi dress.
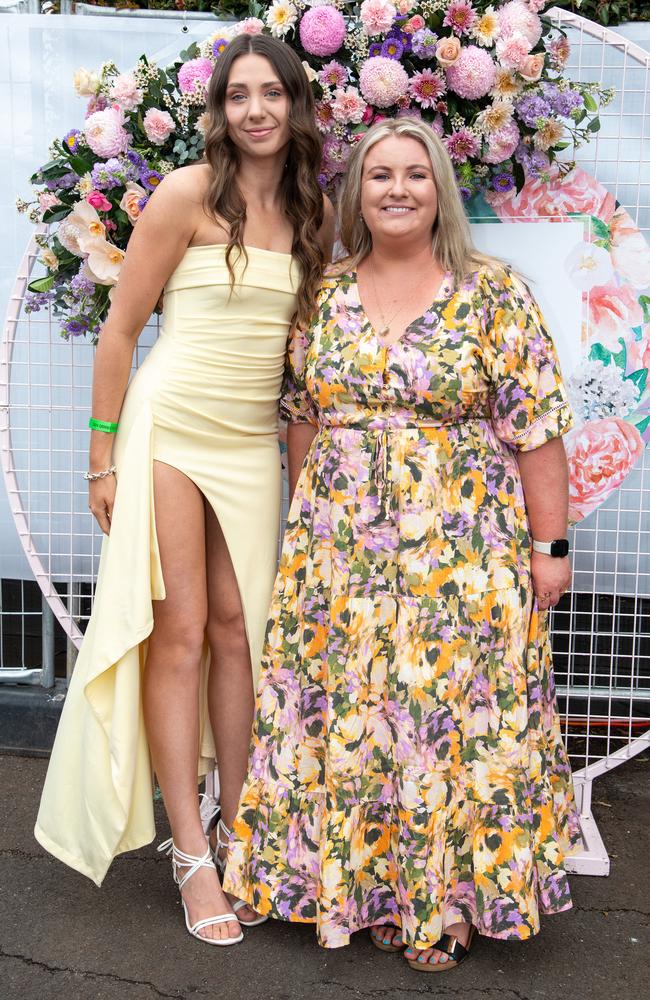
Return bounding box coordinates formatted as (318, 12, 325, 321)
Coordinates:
(223, 264, 582, 951)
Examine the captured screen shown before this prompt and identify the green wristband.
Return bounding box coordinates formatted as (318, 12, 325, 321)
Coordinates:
(89, 418, 119, 434)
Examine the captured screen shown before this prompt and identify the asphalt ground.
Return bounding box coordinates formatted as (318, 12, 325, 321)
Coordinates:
(1, 752, 648, 1000)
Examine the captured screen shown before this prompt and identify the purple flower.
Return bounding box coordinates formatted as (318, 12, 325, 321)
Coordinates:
(515, 94, 551, 128)
(381, 38, 404, 60)
(63, 129, 81, 154)
(24, 290, 55, 314)
(515, 141, 550, 177)
(368, 42, 383, 57)
(70, 270, 96, 299)
(62, 317, 89, 337)
(458, 185, 473, 201)
(137, 194, 150, 211)
(139, 166, 164, 191)
(411, 27, 438, 59)
(91, 157, 128, 191)
(543, 84, 584, 118)
(127, 149, 145, 168)
(492, 172, 515, 192)
(212, 38, 229, 58)
(47, 171, 77, 191)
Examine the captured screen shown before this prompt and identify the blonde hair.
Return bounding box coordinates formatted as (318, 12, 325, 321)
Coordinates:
(337, 117, 500, 284)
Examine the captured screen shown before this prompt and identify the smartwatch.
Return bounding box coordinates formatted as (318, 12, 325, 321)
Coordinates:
(532, 538, 570, 558)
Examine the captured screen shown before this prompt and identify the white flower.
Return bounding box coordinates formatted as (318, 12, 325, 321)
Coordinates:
(73, 67, 101, 97)
(57, 201, 106, 257)
(40, 249, 59, 271)
(265, 0, 298, 37)
(84, 237, 125, 286)
(302, 60, 318, 83)
(565, 242, 614, 291)
(567, 359, 639, 425)
(77, 173, 94, 198)
(472, 6, 500, 47)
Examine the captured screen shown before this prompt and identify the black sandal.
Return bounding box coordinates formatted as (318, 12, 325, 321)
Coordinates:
(406, 925, 476, 972)
(370, 925, 405, 953)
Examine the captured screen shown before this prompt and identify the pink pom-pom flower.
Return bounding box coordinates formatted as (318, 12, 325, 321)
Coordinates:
(359, 56, 409, 109)
(299, 6, 347, 58)
(446, 45, 496, 100)
(178, 58, 214, 95)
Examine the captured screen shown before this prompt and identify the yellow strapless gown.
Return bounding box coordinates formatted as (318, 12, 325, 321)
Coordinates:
(35, 245, 299, 885)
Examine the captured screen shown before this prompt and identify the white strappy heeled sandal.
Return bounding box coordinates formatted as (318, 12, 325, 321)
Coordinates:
(158, 837, 243, 946)
(213, 818, 269, 928)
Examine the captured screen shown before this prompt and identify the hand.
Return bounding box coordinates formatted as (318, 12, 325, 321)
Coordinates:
(89, 475, 116, 535)
(531, 551, 571, 611)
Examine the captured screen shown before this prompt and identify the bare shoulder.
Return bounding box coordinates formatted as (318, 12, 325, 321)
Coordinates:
(153, 162, 212, 205)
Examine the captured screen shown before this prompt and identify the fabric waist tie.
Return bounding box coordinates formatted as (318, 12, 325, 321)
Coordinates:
(318, 419, 483, 505)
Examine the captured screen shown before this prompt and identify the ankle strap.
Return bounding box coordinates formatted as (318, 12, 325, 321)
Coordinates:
(157, 838, 214, 890)
(216, 817, 232, 850)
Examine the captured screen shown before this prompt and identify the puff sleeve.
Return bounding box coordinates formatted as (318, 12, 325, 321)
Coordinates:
(279, 324, 318, 425)
(482, 268, 573, 451)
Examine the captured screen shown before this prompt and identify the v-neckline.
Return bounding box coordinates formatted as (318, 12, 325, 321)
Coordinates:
(352, 267, 454, 350)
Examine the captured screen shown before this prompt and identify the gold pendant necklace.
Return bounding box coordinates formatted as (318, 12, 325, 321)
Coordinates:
(369, 256, 420, 340)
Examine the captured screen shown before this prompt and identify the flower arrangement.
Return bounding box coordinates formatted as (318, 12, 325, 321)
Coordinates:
(18, 1, 611, 341)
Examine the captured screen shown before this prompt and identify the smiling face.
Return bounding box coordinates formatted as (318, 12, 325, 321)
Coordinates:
(225, 53, 291, 158)
(360, 134, 439, 249)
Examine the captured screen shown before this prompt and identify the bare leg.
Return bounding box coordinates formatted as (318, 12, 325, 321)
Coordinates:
(143, 462, 239, 942)
(204, 502, 258, 921)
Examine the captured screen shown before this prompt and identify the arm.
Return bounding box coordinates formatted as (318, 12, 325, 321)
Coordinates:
(287, 422, 317, 498)
(516, 437, 571, 610)
(88, 171, 198, 533)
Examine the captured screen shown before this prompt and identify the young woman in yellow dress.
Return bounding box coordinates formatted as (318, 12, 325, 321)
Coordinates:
(224, 118, 579, 969)
(35, 33, 334, 946)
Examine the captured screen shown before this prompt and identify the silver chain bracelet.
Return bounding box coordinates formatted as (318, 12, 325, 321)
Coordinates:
(83, 465, 116, 482)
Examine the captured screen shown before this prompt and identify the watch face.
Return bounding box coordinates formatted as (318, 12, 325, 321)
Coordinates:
(550, 539, 569, 558)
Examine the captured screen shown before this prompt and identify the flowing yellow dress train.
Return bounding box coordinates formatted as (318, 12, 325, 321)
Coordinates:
(35, 245, 299, 886)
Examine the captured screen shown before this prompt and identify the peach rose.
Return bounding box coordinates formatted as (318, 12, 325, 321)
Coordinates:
(609, 206, 650, 290)
(519, 53, 545, 82)
(436, 36, 462, 68)
(566, 418, 644, 522)
(491, 165, 617, 224)
(119, 182, 148, 225)
(589, 283, 643, 353)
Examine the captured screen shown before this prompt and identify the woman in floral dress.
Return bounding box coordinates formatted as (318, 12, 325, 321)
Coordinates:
(224, 119, 580, 971)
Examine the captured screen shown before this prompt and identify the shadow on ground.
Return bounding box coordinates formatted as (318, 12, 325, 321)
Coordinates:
(1, 753, 648, 1000)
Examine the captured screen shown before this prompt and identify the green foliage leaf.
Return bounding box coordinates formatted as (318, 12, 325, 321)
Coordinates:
(28, 275, 55, 294)
(636, 414, 650, 435)
(583, 92, 598, 113)
(587, 116, 601, 133)
(42, 206, 71, 224)
(68, 154, 92, 175)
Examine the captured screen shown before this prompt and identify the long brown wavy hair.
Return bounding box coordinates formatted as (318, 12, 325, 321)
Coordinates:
(204, 34, 324, 327)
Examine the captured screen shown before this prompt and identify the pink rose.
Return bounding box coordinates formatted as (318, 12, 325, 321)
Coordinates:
(588, 283, 644, 353)
(566, 418, 644, 522)
(519, 52, 545, 82)
(403, 15, 425, 33)
(87, 190, 112, 212)
(143, 107, 175, 146)
(491, 166, 617, 224)
(436, 36, 462, 67)
(119, 182, 148, 225)
(84, 106, 129, 158)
